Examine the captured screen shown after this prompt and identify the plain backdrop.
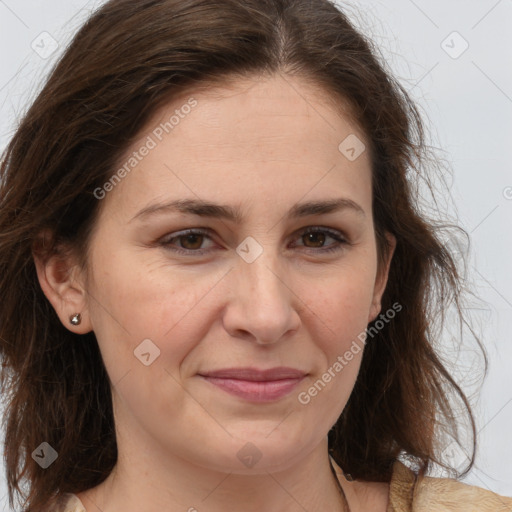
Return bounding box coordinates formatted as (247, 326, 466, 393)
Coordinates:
(0, 0, 511, 508)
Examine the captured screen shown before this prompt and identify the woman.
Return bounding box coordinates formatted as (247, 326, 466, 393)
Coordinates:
(0, 0, 510, 511)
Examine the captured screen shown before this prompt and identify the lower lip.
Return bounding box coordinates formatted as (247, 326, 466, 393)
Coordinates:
(201, 376, 304, 402)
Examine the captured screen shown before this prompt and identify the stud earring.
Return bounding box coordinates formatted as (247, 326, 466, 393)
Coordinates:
(69, 313, 82, 326)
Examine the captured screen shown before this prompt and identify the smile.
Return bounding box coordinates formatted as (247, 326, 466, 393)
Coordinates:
(198, 367, 306, 403)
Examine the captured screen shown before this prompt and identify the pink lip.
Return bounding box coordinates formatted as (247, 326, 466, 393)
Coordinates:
(199, 367, 306, 402)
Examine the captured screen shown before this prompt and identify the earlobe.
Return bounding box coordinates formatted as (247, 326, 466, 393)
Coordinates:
(368, 232, 397, 323)
(32, 237, 91, 334)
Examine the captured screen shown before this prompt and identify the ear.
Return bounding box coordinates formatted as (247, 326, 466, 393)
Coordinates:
(368, 232, 396, 323)
(32, 230, 92, 334)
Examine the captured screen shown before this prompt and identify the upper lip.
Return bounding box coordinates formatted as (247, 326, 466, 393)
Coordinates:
(199, 367, 306, 381)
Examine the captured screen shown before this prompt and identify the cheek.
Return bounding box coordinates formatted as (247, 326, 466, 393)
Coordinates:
(87, 250, 225, 374)
(308, 268, 376, 350)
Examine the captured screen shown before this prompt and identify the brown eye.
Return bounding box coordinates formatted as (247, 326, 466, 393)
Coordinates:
(178, 233, 204, 250)
(302, 231, 327, 248)
(159, 228, 216, 255)
(293, 227, 348, 254)
(159, 226, 348, 256)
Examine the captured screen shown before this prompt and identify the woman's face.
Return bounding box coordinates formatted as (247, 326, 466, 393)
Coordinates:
(72, 74, 394, 473)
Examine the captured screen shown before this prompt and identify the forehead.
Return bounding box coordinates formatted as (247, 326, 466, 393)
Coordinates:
(98, 74, 372, 220)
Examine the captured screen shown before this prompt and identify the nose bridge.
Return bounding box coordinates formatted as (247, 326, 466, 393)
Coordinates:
(224, 240, 300, 343)
(243, 248, 286, 303)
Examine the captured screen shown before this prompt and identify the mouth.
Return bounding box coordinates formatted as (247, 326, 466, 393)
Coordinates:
(198, 367, 307, 403)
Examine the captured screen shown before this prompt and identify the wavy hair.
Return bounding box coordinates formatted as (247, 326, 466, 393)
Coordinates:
(0, 0, 486, 510)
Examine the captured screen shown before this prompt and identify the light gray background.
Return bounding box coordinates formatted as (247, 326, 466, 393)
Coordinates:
(0, 0, 511, 508)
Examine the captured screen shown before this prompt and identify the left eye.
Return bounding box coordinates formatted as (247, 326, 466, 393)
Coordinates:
(291, 227, 348, 253)
(159, 227, 348, 255)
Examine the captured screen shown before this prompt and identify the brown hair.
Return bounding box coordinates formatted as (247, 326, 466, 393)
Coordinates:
(0, 0, 486, 510)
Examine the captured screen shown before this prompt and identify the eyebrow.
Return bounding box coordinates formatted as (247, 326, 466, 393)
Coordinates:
(130, 197, 366, 224)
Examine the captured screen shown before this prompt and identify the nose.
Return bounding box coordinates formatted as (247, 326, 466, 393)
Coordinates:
(222, 250, 301, 345)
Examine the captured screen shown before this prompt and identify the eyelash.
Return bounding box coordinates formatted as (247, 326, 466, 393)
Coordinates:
(158, 227, 349, 256)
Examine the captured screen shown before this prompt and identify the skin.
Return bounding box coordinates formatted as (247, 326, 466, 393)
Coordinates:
(34, 73, 395, 512)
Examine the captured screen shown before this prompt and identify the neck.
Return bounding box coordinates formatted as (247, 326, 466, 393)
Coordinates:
(77, 437, 349, 512)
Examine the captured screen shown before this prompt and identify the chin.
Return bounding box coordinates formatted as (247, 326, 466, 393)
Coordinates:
(194, 424, 319, 475)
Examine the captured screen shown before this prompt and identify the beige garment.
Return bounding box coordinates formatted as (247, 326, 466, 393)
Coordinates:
(387, 460, 512, 511)
(54, 493, 85, 512)
(56, 460, 512, 511)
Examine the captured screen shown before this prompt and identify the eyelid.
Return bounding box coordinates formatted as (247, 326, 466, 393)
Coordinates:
(292, 225, 348, 241)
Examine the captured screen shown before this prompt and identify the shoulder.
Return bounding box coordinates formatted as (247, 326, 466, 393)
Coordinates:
(389, 460, 512, 512)
(413, 472, 512, 512)
(50, 493, 86, 512)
